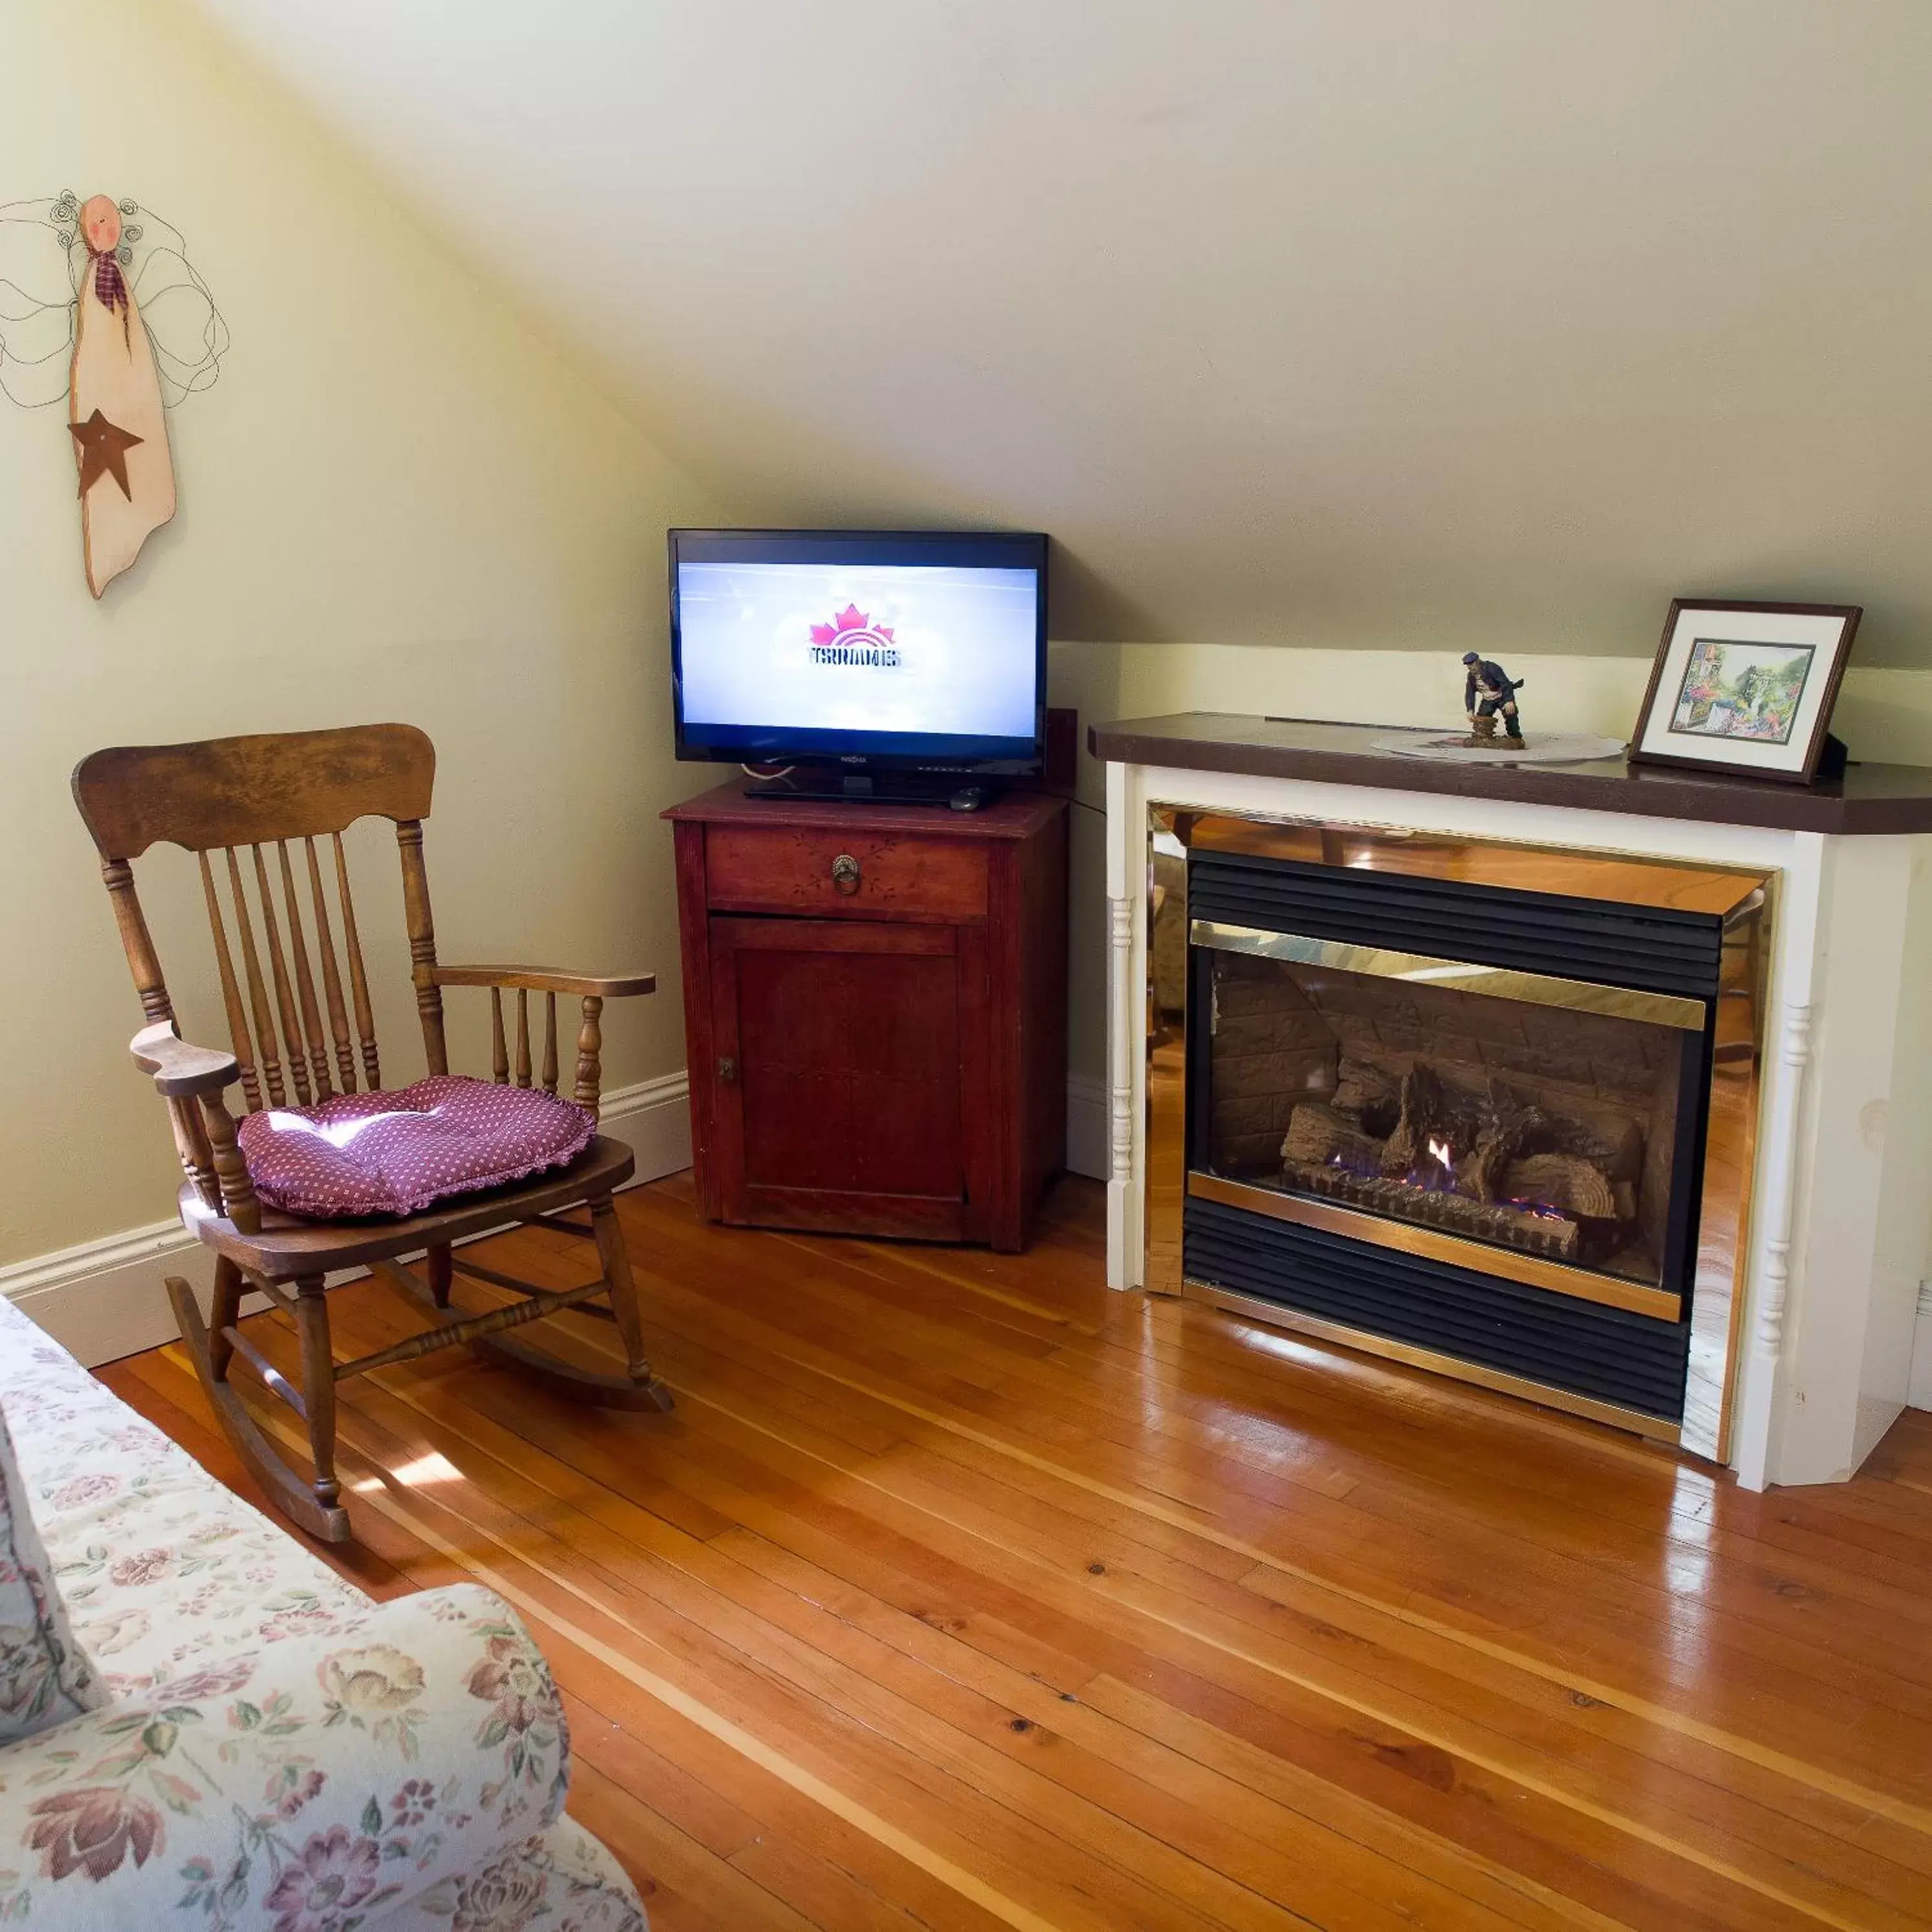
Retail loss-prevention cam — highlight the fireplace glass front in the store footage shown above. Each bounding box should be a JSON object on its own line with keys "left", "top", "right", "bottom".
{"left": 1192, "top": 938, "right": 1709, "bottom": 1301}
{"left": 1151, "top": 810, "right": 1770, "bottom": 1453}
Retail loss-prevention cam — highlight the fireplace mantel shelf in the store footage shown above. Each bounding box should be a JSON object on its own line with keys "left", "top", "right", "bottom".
{"left": 1089, "top": 713, "right": 1932, "bottom": 835}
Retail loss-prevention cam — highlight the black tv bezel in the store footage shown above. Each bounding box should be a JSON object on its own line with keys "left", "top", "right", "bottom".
{"left": 668, "top": 528, "right": 1049, "bottom": 775}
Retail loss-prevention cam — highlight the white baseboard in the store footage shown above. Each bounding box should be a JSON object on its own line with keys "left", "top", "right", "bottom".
{"left": 1912, "top": 1283, "right": 1932, "bottom": 1413}
{"left": 607, "top": 1069, "right": 694, "bottom": 1191}
{"left": 1066, "top": 1072, "right": 1109, "bottom": 1182}
{"left": 1, "top": 1221, "right": 204, "bottom": 1370}
{"left": 4, "top": 1067, "right": 1120, "bottom": 1370}
{"left": 0, "top": 1072, "right": 692, "bottom": 1369}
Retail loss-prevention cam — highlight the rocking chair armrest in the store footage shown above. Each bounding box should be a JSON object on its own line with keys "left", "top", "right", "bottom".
{"left": 431, "top": 963, "right": 657, "bottom": 999}
{"left": 129, "top": 1021, "right": 241, "bottom": 1098}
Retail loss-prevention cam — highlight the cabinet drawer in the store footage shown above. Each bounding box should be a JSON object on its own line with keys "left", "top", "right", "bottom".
{"left": 706, "top": 825, "right": 988, "bottom": 920}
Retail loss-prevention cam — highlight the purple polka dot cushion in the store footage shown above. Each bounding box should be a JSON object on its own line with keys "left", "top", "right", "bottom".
{"left": 235, "top": 1075, "right": 596, "bottom": 1219}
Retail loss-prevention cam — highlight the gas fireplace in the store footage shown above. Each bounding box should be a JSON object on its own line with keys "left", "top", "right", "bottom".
{"left": 1148, "top": 812, "right": 1768, "bottom": 1454}
{"left": 1197, "top": 939, "right": 1704, "bottom": 1290}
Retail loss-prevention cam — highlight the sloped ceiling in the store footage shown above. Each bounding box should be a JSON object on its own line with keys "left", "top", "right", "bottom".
{"left": 186, "top": 1, "right": 1932, "bottom": 658}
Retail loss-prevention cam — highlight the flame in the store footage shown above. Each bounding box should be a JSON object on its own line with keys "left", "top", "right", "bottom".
{"left": 1504, "top": 1196, "right": 1570, "bottom": 1223}
{"left": 1427, "top": 1136, "right": 1452, "bottom": 1170}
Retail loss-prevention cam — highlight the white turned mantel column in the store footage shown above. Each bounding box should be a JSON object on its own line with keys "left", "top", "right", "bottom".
{"left": 1103, "top": 759, "right": 1932, "bottom": 1490}
{"left": 1726, "top": 844, "right": 1819, "bottom": 1492}
{"left": 1104, "top": 757, "right": 1143, "bottom": 1284}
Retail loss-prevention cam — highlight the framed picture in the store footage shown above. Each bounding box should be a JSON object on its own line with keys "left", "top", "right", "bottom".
{"left": 1631, "top": 599, "right": 1861, "bottom": 784}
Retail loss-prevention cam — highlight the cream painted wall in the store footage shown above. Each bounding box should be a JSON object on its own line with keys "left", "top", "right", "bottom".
{"left": 0, "top": 0, "right": 721, "bottom": 1265}
{"left": 180, "top": 2, "right": 1932, "bottom": 662}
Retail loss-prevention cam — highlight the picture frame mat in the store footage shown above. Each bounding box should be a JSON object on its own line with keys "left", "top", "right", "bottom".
{"left": 1631, "top": 600, "right": 1858, "bottom": 783}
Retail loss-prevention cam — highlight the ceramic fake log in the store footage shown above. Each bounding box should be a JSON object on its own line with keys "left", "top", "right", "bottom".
{"left": 1280, "top": 1103, "right": 1383, "bottom": 1172}
{"left": 1458, "top": 1102, "right": 1547, "bottom": 1204}
{"left": 1501, "top": 1152, "right": 1620, "bottom": 1221}
{"left": 1378, "top": 1061, "right": 1486, "bottom": 1178}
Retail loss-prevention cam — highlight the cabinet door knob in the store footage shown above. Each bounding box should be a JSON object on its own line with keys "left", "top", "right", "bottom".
{"left": 718, "top": 1055, "right": 737, "bottom": 1084}
{"left": 831, "top": 852, "right": 862, "bottom": 895}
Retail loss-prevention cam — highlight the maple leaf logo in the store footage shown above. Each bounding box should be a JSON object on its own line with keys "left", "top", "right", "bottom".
{"left": 809, "top": 604, "right": 894, "bottom": 647}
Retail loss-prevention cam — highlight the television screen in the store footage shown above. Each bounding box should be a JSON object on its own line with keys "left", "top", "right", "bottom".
{"left": 671, "top": 530, "right": 1047, "bottom": 770}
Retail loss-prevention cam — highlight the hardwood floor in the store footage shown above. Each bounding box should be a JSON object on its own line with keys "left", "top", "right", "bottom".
{"left": 102, "top": 1173, "right": 1932, "bottom": 1931}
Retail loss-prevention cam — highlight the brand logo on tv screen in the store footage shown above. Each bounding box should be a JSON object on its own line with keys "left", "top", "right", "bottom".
{"left": 807, "top": 603, "right": 902, "bottom": 668}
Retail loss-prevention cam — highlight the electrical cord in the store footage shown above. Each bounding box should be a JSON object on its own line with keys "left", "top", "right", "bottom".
{"left": 1039, "top": 788, "right": 1106, "bottom": 818}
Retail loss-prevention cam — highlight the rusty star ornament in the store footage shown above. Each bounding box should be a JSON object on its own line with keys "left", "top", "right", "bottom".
{"left": 69, "top": 407, "right": 143, "bottom": 500}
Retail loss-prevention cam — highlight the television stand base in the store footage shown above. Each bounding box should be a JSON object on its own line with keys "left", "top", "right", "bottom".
{"left": 741, "top": 772, "right": 1007, "bottom": 811}
{"left": 664, "top": 778, "right": 1070, "bottom": 1250}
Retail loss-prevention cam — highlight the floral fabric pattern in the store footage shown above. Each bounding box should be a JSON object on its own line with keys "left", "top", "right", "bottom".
{"left": 396, "top": 1819, "right": 645, "bottom": 1932}
{"left": 0, "top": 1589, "right": 565, "bottom": 1927}
{"left": 0, "top": 1297, "right": 646, "bottom": 1929}
{"left": 0, "top": 1304, "right": 371, "bottom": 1695}
{"left": 0, "top": 1396, "right": 103, "bottom": 1746}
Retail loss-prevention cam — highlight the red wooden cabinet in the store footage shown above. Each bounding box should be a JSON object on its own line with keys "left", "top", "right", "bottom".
{"left": 664, "top": 783, "right": 1069, "bottom": 1251}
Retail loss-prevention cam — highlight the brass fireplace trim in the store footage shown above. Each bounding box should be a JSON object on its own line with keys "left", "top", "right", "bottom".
{"left": 1180, "top": 812, "right": 1768, "bottom": 920}
{"left": 1198, "top": 1284, "right": 1686, "bottom": 1446}
{"left": 1189, "top": 919, "right": 1708, "bottom": 1034}
{"left": 1147, "top": 804, "right": 1774, "bottom": 1461}
{"left": 1187, "top": 1171, "right": 1685, "bottom": 1319}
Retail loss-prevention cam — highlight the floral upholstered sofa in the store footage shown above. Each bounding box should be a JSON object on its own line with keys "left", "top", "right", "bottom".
{"left": 0, "top": 1294, "right": 646, "bottom": 1929}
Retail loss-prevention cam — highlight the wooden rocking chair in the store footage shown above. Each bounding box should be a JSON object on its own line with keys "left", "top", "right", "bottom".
{"left": 73, "top": 723, "right": 673, "bottom": 1544}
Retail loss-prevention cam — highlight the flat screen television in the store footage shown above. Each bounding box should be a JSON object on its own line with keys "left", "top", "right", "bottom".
{"left": 669, "top": 528, "right": 1047, "bottom": 800}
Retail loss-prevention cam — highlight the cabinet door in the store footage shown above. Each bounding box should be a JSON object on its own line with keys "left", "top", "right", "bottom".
{"left": 708, "top": 917, "right": 989, "bottom": 1239}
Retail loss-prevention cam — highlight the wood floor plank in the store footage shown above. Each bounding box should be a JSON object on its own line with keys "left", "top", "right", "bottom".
{"left": 233, "top": 1298, "right": 1584, "bottom": 1932}
{"left": 603, "top": 1222, "right": 1932, "bottom": 1813}
{"left": 247, "top": 1371, "right": 1268, "bottom": 1932}
{"left": 612, "top": 1377, "right": 1887, "bottom": 1929}
{"left": 560, "top": 1688, "right": 1022, "bottom": 1932}
{"left": 316, "top": 1325, "right": 1903, "bottom": 1930}
{"left": 319, "top": 1374, "right": 1393, "bottom": 1931}
{"left": 566, "top": 1757, "right": 819, "bottom": 1932}
{"left": 328, "top": 1236, "right": 1932, "bottom": 1916}
{"left": 658, "top": 1194, "right": 1910, "bottom": 1677}
{"left": 623, "top": 1201, "right": 1932, "bottom": 1725}
{"left": 101, "top": 1174, "right": 1932, "bottom": 1932}
{"left": 874, "top": 1435, "right": 1932, "bottom": 1914}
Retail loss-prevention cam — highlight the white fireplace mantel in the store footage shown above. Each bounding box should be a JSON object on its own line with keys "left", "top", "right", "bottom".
{"left": 1097, "top": 715, "right": 1932, "bottom": 1491}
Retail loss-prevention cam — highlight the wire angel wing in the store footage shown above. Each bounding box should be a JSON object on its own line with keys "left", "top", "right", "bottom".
{"left": 0, "top": 192, "right": 229, "bottom": 410}
{"left": 120, "top": 199, "right": 230, "bottom": 405}
{"left": 0, "top": 194, "right": 80, "bottom": 408}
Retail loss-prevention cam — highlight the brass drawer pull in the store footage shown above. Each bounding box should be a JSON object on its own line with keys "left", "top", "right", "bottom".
{"left": 831, "top": 853, "right": 862, "bottom": 895}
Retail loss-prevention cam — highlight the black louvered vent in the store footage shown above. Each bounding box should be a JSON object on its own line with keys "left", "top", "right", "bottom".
{"left": 1185, "top": 1197, "right": 1690, "bottom": 1421}
{"left": 1187, "top": 852, "right": 1724, "bottom": 999}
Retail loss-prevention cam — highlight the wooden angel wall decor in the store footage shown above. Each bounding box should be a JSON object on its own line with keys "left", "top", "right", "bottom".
{"left": 1, "top": 191, "right": 227, "bottom": 597}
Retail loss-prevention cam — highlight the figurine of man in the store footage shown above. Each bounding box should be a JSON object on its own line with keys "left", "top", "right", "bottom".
{"left": 1462, "top": 651, "right": 1525, "bottom": 743}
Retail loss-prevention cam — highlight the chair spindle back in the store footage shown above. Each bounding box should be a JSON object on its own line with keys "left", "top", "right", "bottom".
{"left": 195, "top": 833, "right": 388, "bottom": 1108}
{"left": 74, "top": 725, "right": 442, "bottom": 1120}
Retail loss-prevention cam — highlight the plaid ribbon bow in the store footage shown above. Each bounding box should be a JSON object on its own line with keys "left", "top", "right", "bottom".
{"left": 91, "top": 249, "right": 127, "bottom": 313}
{"left": 88, "top": 247, "right": 131, "bottom": 347}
